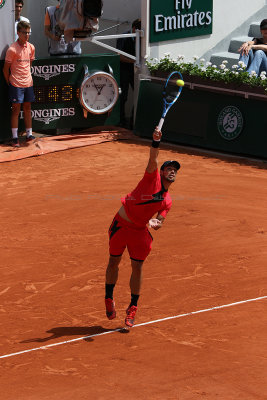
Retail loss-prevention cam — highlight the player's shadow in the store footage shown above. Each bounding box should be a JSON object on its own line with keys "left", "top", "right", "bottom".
{"left": 20, "top": 325, "right": 129, "bottom": 344}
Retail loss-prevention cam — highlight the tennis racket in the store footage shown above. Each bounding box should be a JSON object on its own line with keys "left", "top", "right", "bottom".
{"left": 157, "top": 71, "right": 184, "bottom": 131}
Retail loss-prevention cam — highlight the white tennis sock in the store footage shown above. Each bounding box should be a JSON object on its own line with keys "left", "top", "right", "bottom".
{"left": 26, "top": 128, "right": 32, "bottom": 138}
{"left": 11, "top": 128, "right": 18, "bottom": 139}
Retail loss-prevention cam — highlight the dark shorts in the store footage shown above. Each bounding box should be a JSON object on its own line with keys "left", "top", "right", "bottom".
{"left": 108, "top": 213, "right": 153, "bottom": 262}
{"left": 9, "top": 84, "right": 35, "bottom": 103}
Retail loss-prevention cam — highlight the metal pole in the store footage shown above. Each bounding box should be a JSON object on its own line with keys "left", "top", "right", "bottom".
{"left": 91, "top": 37, "right": 136, "bottom": 61}
{"left": 79, "top": 31, "right": 144, "bottom": 63}
{"left": 92, "top": 23, "right": 123, "bottom": 36}
{"left": 135, "top": 30, "right": 141, "bottom": 66}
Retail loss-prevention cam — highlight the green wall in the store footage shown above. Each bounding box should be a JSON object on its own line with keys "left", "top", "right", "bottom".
{"left": 134, "top": 79, "right": 267, "bottom": 159}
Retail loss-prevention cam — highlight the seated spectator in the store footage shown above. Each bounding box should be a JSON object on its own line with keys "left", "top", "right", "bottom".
{"left": 15, "top": 0, "right": 30, "bottom": 41}
{"left": 238, "top": 19, "right": 267, "bottom": 76}
{"left": 44, "top": 0, "right": 81, "bottom": 56}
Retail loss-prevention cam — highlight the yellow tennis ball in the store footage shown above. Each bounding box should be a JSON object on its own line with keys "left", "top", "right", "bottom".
{"left": 176, "top": 79, "right": 184, "bottom": 87}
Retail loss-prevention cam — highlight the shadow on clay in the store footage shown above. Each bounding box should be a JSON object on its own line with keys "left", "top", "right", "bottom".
{"left": 20, "top": 325, "right": 129, "bottom": 344}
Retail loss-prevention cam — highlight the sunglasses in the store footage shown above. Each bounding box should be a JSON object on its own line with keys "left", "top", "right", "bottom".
{"left": 19, "top": 31, "right": 31, "bottom": 35}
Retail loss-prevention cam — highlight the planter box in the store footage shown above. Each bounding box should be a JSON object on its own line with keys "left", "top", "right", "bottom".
{"left": 151, "top": 70, "right": 267, "bottom": 99}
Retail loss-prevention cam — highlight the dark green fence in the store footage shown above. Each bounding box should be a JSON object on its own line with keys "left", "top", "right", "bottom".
{"left": 134, "top": 79, "right": 267, "bottom": 159}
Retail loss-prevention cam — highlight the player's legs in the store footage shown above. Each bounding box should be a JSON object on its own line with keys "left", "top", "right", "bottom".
{"left": 105, "top": 255, "right": 122, "bottom": 320}
{"left": 125, "top": 228, "right": 153, "bottom": 327}
{"left": 129, "top": 259, "right": 143, "bottom": 295}
{"left": 125, "top": 259, "right": 143, "bottom": 327}
{"left": 105, "top": 214, "right": 126, "bottom": 319}
{"left": 105, "top": 255, "right": 121, "bottom": 286}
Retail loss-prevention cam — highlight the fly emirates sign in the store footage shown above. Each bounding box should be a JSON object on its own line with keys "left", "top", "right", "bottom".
{"left": 150, "top": 0, "right": 213, "bottom": 43}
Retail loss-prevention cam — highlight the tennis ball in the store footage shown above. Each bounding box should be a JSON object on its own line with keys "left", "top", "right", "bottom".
{"left": 176, "top": 79, "right": 184, "bottom": 87}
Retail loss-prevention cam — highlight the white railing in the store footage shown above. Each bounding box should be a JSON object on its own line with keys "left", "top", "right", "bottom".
{"left": 79, "top": 30, "right": 144, "bottom": 66}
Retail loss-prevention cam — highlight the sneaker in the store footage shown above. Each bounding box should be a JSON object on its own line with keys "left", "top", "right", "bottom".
{"left": 11, "top": 138, "right": 20, "bottom": 148}
{"left": 125, "top": 305, "right": 137, "bottom": 327}
{"left": 26, "top": 135, "right": 35, "bottom": 142}
{"left": 105, "top": 298, "right": 116, "bottom": 320}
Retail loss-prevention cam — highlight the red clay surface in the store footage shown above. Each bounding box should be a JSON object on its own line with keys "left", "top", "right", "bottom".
{"left": 0, "top": 137, "right": 267, "bottom": 399}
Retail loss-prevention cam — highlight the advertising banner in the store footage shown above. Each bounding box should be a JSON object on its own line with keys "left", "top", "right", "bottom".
{"left": 150, "top": 0, "right": 213, "bottom": 43}
{"left": 0, "top": 54, "right": 120, "bottom": 140}
{"left": 0, "top": 0, "right": 14, "bottom": 60}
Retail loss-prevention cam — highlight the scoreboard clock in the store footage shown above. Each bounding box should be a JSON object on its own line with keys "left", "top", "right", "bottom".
{"left": 33, "top": 65, "right": 120, "bottom": 118}
{"left": 79, "top": 64, "right": 120, "bottom": 117}
{"left": 26, "top": 54, "right": 121, "bottom": 132}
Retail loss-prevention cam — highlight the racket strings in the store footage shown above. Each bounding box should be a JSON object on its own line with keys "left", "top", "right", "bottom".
{"left": 164, "top": 90, "right": 179, "bottom": 103}
{"left": 164, "top": 80, "right": 179, "bottom": 103}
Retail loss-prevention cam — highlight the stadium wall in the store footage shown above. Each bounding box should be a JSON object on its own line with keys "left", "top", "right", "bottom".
{"left": 0, "top": 0, "right": 15, "bottom": 60}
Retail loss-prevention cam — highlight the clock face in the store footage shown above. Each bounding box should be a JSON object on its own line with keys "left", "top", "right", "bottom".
{"left": 80, "top": 72, "right": 119, "bottom": 114}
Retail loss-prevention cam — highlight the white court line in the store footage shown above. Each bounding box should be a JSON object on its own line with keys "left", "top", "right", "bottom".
{"left": 0, "top": 295, "right": 266, "bottom": 360}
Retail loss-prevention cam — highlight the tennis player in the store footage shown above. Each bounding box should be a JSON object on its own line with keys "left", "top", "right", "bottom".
{"left": 105, "top": 127, "right": 180, "bottom": 327}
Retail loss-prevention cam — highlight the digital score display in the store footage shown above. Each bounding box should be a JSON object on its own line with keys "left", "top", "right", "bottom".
{"left": 34, "top": 85, "right": 79, "bottom": 103}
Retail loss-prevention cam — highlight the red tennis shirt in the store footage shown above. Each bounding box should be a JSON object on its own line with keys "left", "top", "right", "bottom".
{"left": 121, "top": 168, "right": 172, "bottom": 227}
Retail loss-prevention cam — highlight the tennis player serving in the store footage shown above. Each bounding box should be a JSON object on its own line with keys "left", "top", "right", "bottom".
{"left": 105, "top": 127, "right": 180, "bottom": 327}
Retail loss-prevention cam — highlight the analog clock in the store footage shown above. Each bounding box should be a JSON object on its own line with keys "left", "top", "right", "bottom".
{"left": 79, "top": 65, "right": 119, "bottom": 117}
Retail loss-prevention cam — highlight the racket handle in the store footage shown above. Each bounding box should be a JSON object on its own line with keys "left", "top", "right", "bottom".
{"left": 157, "top": 118, "right": 164, "bottom": 131}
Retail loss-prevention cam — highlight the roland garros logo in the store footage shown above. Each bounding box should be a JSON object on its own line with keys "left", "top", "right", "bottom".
{"left": 217, "top": 106, "right": 243, "bottom": 140}
{"left": 0, "top": 0, "right": 6, "bottom": 9}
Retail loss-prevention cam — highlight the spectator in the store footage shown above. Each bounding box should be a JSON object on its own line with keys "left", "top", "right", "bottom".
{"left": 3, "top": 21, "right": 35, "bottom": 148}
{"left": 15, "top": 0, "right": 30, "bottom": 41}
{"left": 238, "top": 19, "right": 267, "bottom": 76}
{"left": 44, "top": 0, "right": 81, "bottom": 56}
{"left": 116, "top": 19, "right": 141, "bottom": 128}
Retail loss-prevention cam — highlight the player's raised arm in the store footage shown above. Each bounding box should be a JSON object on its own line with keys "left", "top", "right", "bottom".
{"left": 146, "top": 127, "right": 162, "bottom": 173}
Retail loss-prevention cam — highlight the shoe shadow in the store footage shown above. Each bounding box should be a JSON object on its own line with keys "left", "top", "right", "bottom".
{"left": 20, "top": 325, "right": 129, "bottom": 344}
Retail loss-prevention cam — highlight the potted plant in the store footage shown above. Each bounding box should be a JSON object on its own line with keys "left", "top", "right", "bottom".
{"left": 145, "top": 54, "right": 267, "bottom": 96}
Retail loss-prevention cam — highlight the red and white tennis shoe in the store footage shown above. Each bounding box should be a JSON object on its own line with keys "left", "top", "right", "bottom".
{"left": 125, "top": 305, "right": 137, "bottom": 327}
{"left": 105, "top": 298, "right": 116, "bottom": 320}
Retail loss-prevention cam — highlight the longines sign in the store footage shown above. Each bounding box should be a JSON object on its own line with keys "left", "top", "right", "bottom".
{"left": 20, "top": 108, "right": 75, "bottom": 125}
{"left": 31, "top": 64, "right": 76, "bottom": 80}
{"left": 150, "top": 0, "right": 213, "bottom": 43}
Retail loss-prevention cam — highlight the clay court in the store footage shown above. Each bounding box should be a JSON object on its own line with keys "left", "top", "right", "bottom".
{"left": 0, "top": 132, "right": 267, "bottom": 399}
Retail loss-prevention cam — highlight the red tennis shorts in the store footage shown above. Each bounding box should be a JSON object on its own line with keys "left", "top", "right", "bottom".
{"left": 108, "top": 213, "right": 153, "bottom": 262}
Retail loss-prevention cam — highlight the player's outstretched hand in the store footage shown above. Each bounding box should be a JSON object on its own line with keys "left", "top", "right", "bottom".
{"left": 148, "top": 218, "right": 162, "bottom": 230}
{"left": 153, "top": 127, "right": 162, "bottom": 142}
